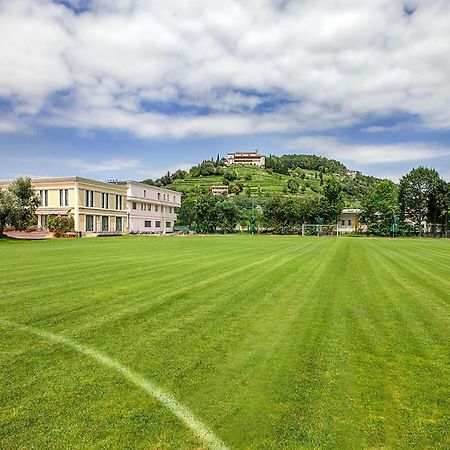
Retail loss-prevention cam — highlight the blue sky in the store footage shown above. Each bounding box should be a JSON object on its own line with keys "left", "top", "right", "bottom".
{"left": 1, "top": 0, "right": 449, "bottom": 182}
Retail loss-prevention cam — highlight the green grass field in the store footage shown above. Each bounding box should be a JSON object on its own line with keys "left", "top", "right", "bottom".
{"left": 1, "top": 236, "right": 449, "bottom": 449}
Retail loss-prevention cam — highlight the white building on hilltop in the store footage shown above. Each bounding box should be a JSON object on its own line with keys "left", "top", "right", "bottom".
{"left": 227, "top": 150, "right": 266, "bottom": 167}
{"left": 119, "top": 181, "right": 181, "bottom": 234}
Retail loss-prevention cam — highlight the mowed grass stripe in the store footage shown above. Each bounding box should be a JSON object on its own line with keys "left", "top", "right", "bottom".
{"left": 1, "top": 236, "right": 449, "bottom": 449}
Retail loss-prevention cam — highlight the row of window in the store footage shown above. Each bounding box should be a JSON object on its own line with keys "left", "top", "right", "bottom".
{"left": 85, "top": 215, "right": 123, "bottom": 232}
{"left": 132, "top": 202, "right": 173, "bottom": 213}
{"left": 141, "top": 190, "right": 177, "bottom": 203}
{"left": 144, "top": 221, "right": 172, "bottom": 228}
{"left": 85, "top": 190, "right": 123, "bottom": 209}
{"left": 341, "top": 219, "right": 352, "bottom": 226}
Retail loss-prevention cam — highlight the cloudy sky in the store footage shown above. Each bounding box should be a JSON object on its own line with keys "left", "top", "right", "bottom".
{"left": 1, "top": 0, "right": 449, "bottom": 181}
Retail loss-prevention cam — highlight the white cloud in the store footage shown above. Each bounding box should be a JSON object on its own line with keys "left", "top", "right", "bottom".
{"left": 0, "top": 0, "right": 449, "bottom": 138}
{"left": 285, "top": 135, "right": 450, "bottom": 165}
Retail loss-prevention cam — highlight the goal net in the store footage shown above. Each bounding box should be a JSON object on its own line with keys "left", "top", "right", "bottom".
{"left": 301, "top": 224, "right": 338, "bottom": 236}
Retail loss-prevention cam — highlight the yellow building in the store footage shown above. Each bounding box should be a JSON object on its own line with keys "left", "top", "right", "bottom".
{"left": 337, "top": 208, "right": 361, "bottom": 234}
{"left": 0, "top": 177, "right": 128, "bottom": 235}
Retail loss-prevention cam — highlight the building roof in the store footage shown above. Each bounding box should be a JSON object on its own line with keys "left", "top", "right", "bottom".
{"left": 341, "top": 208, "right": 361, "bottom": 214}
{"left": 123, "top": 180, "right": 182, "bottom": 195}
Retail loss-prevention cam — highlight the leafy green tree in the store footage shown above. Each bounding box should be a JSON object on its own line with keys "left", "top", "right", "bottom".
{"left": 399, "top": 167, "right": 448, "bottom": 233}
{"left": 193, "top": 195, "right": 219, "bottom": 232}
{"left": 322, "top": 176, "right": 344, "bottom": 222}
{"left": 286, "top": 178, "right": 300, "bottom": 193}
{"left": 0, "top": 177, "right": 39, "bottom": 236}
{"left": 215, "top": 199, "right": 239, "bottom": 232}
{"left": 0, "top": 189, "right": 17, "bottom": 237}
{"left": 361, "top": 180, "right": 399, "bottom": 235}
{"left": 177, "top": 193, "right": 197, "bottom": 228}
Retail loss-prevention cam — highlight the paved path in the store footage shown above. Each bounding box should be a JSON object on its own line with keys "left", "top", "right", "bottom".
{"left": 5, "top": 231, "right": 53, "bottom": 240}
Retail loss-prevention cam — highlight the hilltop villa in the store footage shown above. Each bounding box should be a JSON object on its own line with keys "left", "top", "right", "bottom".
{"left": 227, "top": 150, "right": 266, "bottom": 167}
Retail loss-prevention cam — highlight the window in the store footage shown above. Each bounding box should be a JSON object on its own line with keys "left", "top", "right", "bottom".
{"left": 86, "top": 215, "right": 94, "bottom": 231}
{"left": 157, "top": 193, "right": 161, "bottom": 200}
{"left": 39, "top": 190, "right": 48, "bottom": 206}
{"left": 155, "top": 205, "right": 158, "bottom": 212}
{"left": 148, "top": 204, "right": 152, "bottom": 211}
{"left": 155, "top": 221, "right": 161, "bottom": 228}
{"left": 341, "top": 220, "right": 345, "bottom": 226}
{"left": 173, "top": 195, "right": 176, "bottom": 203}
{"left": 169, "top": 207, "right": 172, "bottom": 214}
{"left": 143, "top": 190, "right": 146, "bottom": 198}
{"left": 141, "top": 203, "right": 144, "bottom": 211}
{"left": 132, "top": 202, "right": 137, "bottom": 210}
{"left": 59, "top": 189, "right": 69, "bottom": 206}
{"left": 115, "top": 195, "right": 122, "bottom": 210}
{"left": 85, "top": 190, "right": 94, "bottom": 207}
{"left": 102, "top": 216, "right": 109, "bottom": 231}
{"left": 145, "top": 220, "right": 151, "bottom": 228}
{"left": 115, "top": 217, "right": 122, "bottom": 232}
{"left": 166, "top": 221, "right": 171, "bottom": 228}
{"left": 348, "top": 219, "right": 351, "bottom": 226}
{"left": 101, "top": 192, "right": 109, "bottom": 209}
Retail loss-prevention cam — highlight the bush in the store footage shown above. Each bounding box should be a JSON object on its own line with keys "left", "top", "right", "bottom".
{"left": 47, "top": 215, "right": 75, "bottom": 236}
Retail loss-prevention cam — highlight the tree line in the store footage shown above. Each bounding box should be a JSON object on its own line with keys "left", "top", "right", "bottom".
{"left": 178, "top": 176, "right": 345, "bottom": 233}
{"left": 177, "top": 166, "right": 449, "bottom": 235}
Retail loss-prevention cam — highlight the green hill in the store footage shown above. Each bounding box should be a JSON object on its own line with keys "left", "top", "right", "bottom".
{"left": 144, "top": 154, "right": 382, "bottom": 206}
{"left": 169, "top": 164, "right": 322, "bottom": 197}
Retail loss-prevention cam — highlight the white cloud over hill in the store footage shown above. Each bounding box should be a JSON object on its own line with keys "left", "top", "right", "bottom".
{"left": 0, "top": 0, "right": 449, "bottom": 140}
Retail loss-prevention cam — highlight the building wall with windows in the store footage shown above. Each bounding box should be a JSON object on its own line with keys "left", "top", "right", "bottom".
{"left": 337, "top": 208, "right": 361, "bottom": 234}
{"left": 125, "top": 181, "right": 181, "bottom": 234}
{"left": 227, "top": 150, "right": 266, "bottom": 167}
{"left": 0, "top": 177, "right": 128, "bottom": 235}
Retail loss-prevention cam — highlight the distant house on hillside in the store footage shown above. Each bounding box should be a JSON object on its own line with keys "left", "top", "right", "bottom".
{"left": 227, "top": 150, "right": 266, "bottom": 167}
{"left": 210, "top": 185, "right": 230, "bottom": 196}
{"left": 337, "top": 208, "right": 361, "bottom": 233}
{"left": 346, "top": 170, "right": 358, "bottom": 178}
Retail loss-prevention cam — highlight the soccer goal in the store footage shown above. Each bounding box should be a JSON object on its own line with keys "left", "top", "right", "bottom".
{"left": 301, "top": 224, "right": 339, "bottom": 236}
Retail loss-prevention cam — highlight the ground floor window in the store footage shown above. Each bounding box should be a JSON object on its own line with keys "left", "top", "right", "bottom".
{"left": 145, "top": 220, "right": 151, "bottom": 228}
{"left": 86, "top": 215, "right": 94, "bottom": 231}
{"left": 166, "top": 221, "right": 171, "bottom": 228}
{"left": 102, "top": 216, "right": 109, "bottom": 231}
{"left": 155, "top": 221, "right": 161, "bottom": 228}
{"left": 116, "top": 217, "right": 122, "bottom": 232}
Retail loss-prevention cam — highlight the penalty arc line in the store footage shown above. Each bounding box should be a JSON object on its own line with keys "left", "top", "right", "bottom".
{"left": 1, "top": 319, "right": 229, "bottom": 450}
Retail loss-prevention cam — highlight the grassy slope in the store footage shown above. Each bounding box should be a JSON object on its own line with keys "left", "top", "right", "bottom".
{"left": 1, "top": 236, "right": 449, "bottom": 449}
{"left": 168, "top": 164, "right": 321, "bottom": 196}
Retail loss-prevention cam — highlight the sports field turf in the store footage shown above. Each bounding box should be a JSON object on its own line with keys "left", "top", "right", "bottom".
{"left": 1, "top": 235, "right": 449, "bottom": 449}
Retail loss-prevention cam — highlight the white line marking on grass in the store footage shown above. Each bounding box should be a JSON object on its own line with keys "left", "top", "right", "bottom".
{"left": 1, "top": 320, "right": 228, "bottom": 450}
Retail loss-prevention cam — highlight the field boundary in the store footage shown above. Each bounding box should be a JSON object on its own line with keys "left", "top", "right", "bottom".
{"left": 1, "top": 319, "right": 228, "bottom": 450}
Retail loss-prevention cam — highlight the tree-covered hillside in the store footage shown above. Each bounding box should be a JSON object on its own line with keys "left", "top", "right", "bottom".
{"left": 143, "top": 154, "right": 381, "bottom": 207}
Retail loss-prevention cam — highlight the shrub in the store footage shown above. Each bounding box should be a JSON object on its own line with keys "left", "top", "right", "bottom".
{"left": 47, "top": 215, "right": 75, "bottom": 236}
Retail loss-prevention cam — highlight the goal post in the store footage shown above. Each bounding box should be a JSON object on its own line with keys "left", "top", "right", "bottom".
{"left": 301, "top": 223, "right": 339, "bottom": 237}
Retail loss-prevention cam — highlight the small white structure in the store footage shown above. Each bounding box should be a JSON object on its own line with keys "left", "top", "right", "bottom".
{"left": 227, "top": 150, "right": 265, "bottom": 167}
{"left": 125, "top": 181, "right": 181, "bottom": 234}
{"left": 337, "top": 208, "right": 361, "bottom": 233}
{"left": 210, "top": 185, "right": 230, "bottom": 196}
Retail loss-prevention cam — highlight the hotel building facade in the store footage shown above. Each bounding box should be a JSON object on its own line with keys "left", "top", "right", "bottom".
{"left": 0, "top": 177, "right": 129, "bottom": 235}
{"left": 121, "top": 180, "right": 181, "bottom": 234}
{"left": 0, "top": 177, "right": 182, "bottom": 235}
